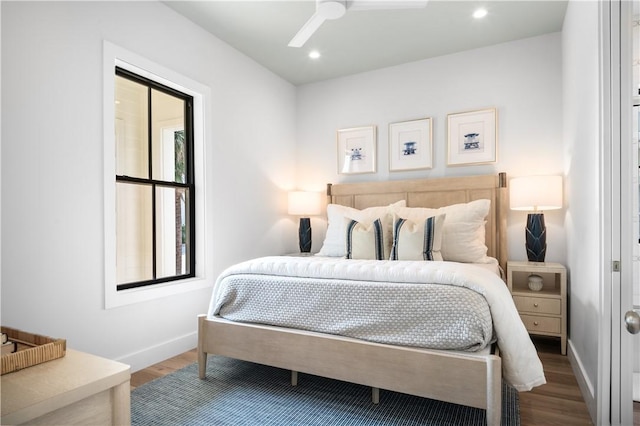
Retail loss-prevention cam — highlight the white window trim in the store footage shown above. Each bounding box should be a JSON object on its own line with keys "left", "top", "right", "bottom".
{"left": 103, "top": 41, "right": 212, "bottom": 309}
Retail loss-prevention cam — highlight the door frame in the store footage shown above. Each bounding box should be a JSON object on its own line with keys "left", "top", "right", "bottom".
{"left": 601, "top": 0, "right": 635, "bottom": 424}
{"left": 618, "top": 1, "right": 635, "bottom": 423}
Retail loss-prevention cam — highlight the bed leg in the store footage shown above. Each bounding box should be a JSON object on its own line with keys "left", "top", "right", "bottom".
{"left": 291, "top": 371, "right": 298, "bottom": 386}
{"left": 371, "top": 387, "right": 380, "bottom": 404}
{"left": 198, "top": 350, "right": 207, "bottom": 379}
{"left": 485, "top": 357, "right": 502, "bottom": 426}
{"left": 197, "top": 314, "right": 208, "bottom": 379}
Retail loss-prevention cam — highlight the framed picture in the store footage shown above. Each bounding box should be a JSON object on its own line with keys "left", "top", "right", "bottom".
{"left": 337, "top": 126, "right": 376, "bottom": 174}
{"left": 447, "top": 108, "right": 497, "bottom": 166}
{"left": 389, "top": 118, "right": 432, "bottom": 171}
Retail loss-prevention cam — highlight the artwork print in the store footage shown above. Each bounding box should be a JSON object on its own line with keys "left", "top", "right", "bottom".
{"left": 337, "top": 126, "right": 376, "bottom": 174}
{"left": 389, "top": 118, "right": 432, "bottom": 171}
{"left": 447, "top": 108, "right": 497, "bottom": 166}
{"left": 399, "top": 130, "right": 420, "bottom": 156}
{"left": 458, "top": 121, "right": 485, "bottom": 153}
{"left": 343, "top": 136, "right": 368, "bottom": 173}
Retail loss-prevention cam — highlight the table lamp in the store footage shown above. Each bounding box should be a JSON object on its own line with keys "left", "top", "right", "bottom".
{"left": 288, "top": 191, "right": 322, "bottom": 253}
{"left": 510, "top": 176, "right": 563, "bottom": 262}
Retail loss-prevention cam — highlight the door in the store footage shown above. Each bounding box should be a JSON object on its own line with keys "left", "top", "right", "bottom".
{"left": 632, "top": 3, "right": 640, "bottom": 415}
{"left": 606, "top": 1, "right": 640, "bottom": 425}
{"left": 633, "top": 103, "right": 640, "bottom": 422}
{"left": 599, "top": 1, "right": 640, "bottom": 423}
{"left": 617, "top": 1, "right": 640, "bottom": 425}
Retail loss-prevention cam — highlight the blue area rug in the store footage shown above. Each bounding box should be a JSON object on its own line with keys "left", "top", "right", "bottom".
{"left": 131, "top": 356, "right": 519, "bottom": 425}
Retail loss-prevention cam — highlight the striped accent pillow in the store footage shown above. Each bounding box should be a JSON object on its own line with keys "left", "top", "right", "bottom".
{"left": 394, "top": 200, "right": 490, "bottom": 263}
{"left": 318, "top": 200, "right": 406, "bottom": 257}
{"left": 390, "top": 214, "right": 446, "bottom": 261}
{"left": 345, "top": 217, "right": 390, "bottom": 260}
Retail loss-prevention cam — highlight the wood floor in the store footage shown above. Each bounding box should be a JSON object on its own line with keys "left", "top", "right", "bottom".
{"left": 519, "top": 337, "right": 592, "bottom": 425}
{"left": 131, "top": 337, "right": 639, "bottom": 426}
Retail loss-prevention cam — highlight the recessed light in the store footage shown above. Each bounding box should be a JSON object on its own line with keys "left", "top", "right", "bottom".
{"left": 473, "top": 8, "right": 488, "bottom": 19}
{"left": 309, "top": 50, "right": 321, "bottom": 59}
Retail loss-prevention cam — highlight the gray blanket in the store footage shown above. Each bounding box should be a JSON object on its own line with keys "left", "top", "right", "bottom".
{"left": 212, "top": 273, "right": 494, "bottom": 352}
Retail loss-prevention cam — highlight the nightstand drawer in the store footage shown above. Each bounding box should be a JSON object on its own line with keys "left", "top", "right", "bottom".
{"left": 520, "top": 314, "right": 561, "bottom": 334}
{"left": 513, "top": 296, "right": 561, "bottom": 315}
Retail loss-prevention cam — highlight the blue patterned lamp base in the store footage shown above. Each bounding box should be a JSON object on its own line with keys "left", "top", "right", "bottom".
{"left": 525, "top": 213, "right": 547, "bottom": 262}
{"left": 298, "top": 217, "right": 312, "bottom": 253}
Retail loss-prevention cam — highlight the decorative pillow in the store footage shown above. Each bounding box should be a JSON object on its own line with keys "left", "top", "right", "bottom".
{"left": 390, "top": 214, "right": 446, "bottom": 261}
{"left": 394, "top": 199, "right": 491, "bottom": 263}
{"left": 317, "top": 200, "right": 406, "bottom": 257}
{"left": 345, "top": 216, "right": 392, "bottom": 260}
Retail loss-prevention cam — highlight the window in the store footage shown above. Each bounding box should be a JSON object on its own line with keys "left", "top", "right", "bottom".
{"left": 104, "top": 41, "right": 211, "bottom": 309}
{"left": 114, "top": 67, "right": 195, "bottom": 290}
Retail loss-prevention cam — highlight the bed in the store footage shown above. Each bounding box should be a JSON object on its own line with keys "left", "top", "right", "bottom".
{"left": 198, "top": 172, "right": 545, "bottom": 426}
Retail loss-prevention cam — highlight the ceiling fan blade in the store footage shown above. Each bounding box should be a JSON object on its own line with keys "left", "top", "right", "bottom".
{"left": 288, "top": 13, "right": 327, "bottom": 48}
{"left": 346, "top": 0, "right": 428, "bottom": 11}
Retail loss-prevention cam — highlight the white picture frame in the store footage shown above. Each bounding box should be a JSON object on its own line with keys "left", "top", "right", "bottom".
{"left": 447, "top": 108, "right": 497, "bottom": 166}
{"left": 389, "top": 118, "right": 433, "bottom": 171}
{"left": 337, "top": 126, "right": 377, "bottom": 174}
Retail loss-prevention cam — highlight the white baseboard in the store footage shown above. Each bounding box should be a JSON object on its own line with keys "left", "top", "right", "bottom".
{"left": 567, "top": 339, "right": 597, "bottom": 424}
{"left": 116, "top": 331, "right": 198, "bottom": 373}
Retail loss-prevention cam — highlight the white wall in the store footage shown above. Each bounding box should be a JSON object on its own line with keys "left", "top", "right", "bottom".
{"left": 562, "top": 0, "right": 601, "bottom": 420}
{"left": 0, "top": 1, "right": 298, "bottom": 370}
{"left": 297, "top": 33, "right": 565, "bottom": 262}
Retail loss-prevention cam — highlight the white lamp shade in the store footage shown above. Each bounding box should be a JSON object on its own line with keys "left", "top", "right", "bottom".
{"left": 288, "top": 191, "right": 322, "bottom": 216}
{"left": 510, "top": 176, "right": 563, "bottom": 211}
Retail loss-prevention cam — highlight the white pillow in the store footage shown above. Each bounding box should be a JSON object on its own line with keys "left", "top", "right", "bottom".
{"left": 390, "top": 214, "right": 446, "bottom": 261}
{"left": 317, "top": 200, "right": 406, "bottom": 257}
{"left": 345, "top": 216, "right": 392, "bottom": 260}
{"left": 394, "top": 199, "right": 490, "bottom": 263}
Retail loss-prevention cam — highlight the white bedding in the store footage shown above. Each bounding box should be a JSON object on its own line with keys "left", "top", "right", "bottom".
{"left": 210, "top": 256, "right": 546, "bottom": 392}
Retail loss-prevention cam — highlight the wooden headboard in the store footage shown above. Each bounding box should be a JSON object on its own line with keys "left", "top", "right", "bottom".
{"left": 327, "top": 173, "right": 508, "bottom": 272}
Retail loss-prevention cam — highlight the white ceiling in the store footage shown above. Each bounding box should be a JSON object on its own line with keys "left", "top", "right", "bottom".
{"left": 164, "top": 1, "right": 568, "bottom": 86}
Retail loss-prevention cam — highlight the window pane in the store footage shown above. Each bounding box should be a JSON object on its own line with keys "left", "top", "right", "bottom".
{"left": 151, "top": 89, "right": 186, "bottom": 184}
{"left": 115, "top": 76, "right": 149, "bottom": 179}
{"left": 114, "top": 67, "right": 195, "bottom": 291}
{"left": 155, "top": 186, "right": 190, "bottom": 278}
{"left": 116, "top": 182, "right": 153, "bottom": 284}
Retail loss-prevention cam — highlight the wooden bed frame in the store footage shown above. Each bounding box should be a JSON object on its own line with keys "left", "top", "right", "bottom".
{"left": 198, "top": 172, "right": 509, "bottom": 426}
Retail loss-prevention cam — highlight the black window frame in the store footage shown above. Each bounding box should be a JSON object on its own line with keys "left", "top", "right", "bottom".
{"left": 115, "top": 67, "right": 195, "bottom": 291}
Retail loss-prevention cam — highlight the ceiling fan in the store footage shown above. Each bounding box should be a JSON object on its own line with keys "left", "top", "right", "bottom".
{"left": 288, "top": 0, "right": 429, "bottom": 48}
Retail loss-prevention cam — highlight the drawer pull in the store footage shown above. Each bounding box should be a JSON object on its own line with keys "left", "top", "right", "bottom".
{"left": 533, "top": 321, "right": 539, "bottom": 326}
{"left": 533, "top": 303, "right": 539, "bottom": 308}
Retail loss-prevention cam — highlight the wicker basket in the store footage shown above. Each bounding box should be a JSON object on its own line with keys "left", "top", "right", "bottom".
{"left": 1, "top": 326, "right": 66, "bottom": 375}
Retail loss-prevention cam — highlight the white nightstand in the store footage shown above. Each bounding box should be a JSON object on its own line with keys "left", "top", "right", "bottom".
{"left": 506, "top": 260, "right": 567, "bottom": 355}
